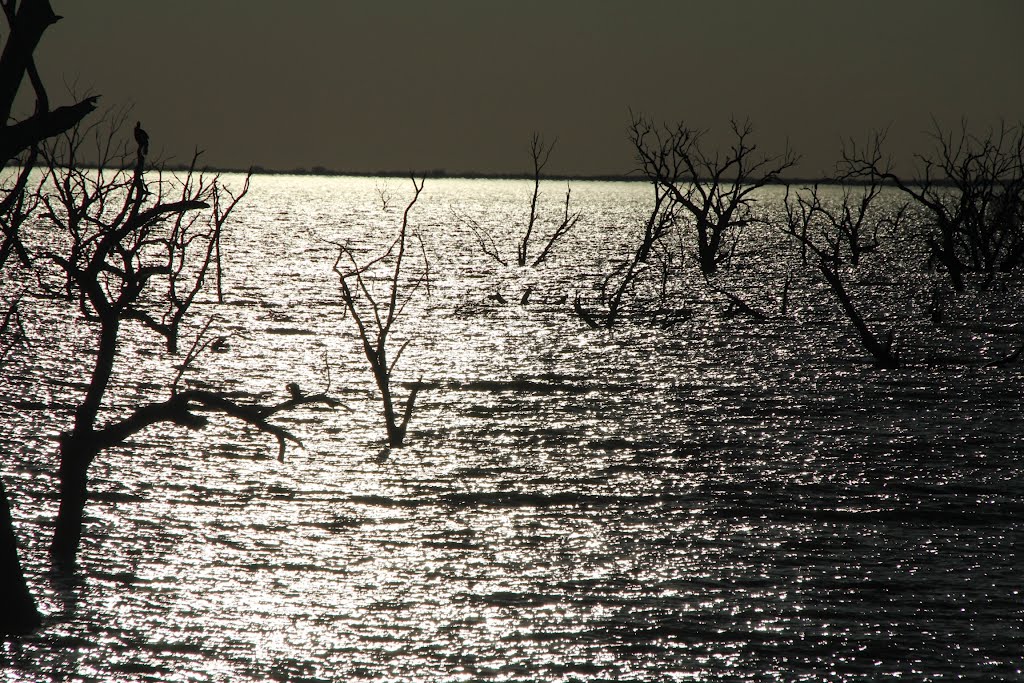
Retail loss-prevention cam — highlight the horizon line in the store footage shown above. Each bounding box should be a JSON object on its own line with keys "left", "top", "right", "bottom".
{"left": 2, "top": 160, "right": 953, "bottom": 186}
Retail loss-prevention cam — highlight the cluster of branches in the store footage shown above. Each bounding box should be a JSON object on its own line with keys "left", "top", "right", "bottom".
{"left": 848, "top": 120, "right": 1024, "bottom": 292}
{"left": 33, "top": 117, "right": 343, "bottom": 567}
{"left": 630, "top": 113, "right": 798, "bottom": 276}
{"left": 463, "top": 132, "right": 580, "bottom": 269}
{"left": 783, "top": 135, "right": 908, "bottom": 367}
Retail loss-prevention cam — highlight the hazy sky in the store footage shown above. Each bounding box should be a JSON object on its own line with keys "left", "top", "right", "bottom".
{"left": 35, "top": 1, "right": 1024, "bottom": 177}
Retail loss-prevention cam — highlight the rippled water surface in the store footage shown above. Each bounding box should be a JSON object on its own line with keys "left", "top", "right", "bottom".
{"left": 3, "top": 175, "right": 1023, "bottom": 681}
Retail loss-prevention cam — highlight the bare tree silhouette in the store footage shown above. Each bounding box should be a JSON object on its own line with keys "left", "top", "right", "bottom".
{"left": 783, "top": 152, "right": 907, "bottom": 368}
{"left": 33, "top": 115, "right": 337, "bottom": 566}
{"left": 517, "top": 133, "right": 580, "bottom": 267}
{"left": 631, "top": 113, "right": 797, "bottom": 275}
{"left": 332, "top": 176, "right": 429, "bottom": 448}
{"left": 847, "top": 121, "right": 1024, "bottom": 291}
{"left": 463, "top": 133, "right": 580, "bottom": 268}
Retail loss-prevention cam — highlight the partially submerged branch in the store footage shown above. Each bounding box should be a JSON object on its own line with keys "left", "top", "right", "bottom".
{"left": 530, "top": 183, "right": 581, "bottom": 267}
{"left": 703, "top": 275, "right": 769, "bottom": 321}
{"left": 94, "top": 387, "right": 341, "bottom": 462}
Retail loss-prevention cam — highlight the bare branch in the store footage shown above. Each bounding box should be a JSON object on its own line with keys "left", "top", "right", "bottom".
{"left": 93, "top": 388, "right": 342, "bottom": 463}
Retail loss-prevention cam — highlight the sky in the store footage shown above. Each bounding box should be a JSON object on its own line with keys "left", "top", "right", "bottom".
{"left": 32, "top": 1, "right": 1024, "bottom": 177}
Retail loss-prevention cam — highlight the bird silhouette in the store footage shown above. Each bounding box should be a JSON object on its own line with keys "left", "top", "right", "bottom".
{"left": 134, "top": 121, "right": 149, "bottom": 156}
{"left": 287, "top": 382, "right": 303, "bottom": 400}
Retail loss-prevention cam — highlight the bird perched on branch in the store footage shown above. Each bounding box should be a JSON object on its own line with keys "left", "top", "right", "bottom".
{"left": 134, "top": 121, "right": 149, "bottom": 156}
{"left": 287, "top": 382, "right": 303, "bottom": 400}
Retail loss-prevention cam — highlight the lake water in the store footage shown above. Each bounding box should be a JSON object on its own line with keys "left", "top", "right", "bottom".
{"left": 2, "top": 175, "right": 1023, "bottom": 681}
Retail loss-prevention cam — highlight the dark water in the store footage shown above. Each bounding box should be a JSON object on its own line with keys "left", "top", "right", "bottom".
{"left": 2, "top": 176, "right": 1023, "bottom": 681}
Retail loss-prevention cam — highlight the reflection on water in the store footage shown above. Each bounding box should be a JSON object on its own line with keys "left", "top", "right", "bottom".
{"left": 2, "top": 176, "right": 1023, "bottom": 681}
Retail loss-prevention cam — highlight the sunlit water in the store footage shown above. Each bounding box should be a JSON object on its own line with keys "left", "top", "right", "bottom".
{"left": 2, "top": 175, "right": 1023, "bottom": 681}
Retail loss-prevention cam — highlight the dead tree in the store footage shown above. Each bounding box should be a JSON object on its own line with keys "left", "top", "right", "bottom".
{"left": 795, "top": 134, "right": 906, "bottom": 268}
{"left": 34, "top": 117, "right": 336, "bottom": 566}
{"left": 332, "top": 176, "right": 428, "bottom": 448}
{"left": 784, "top": 177, "right": 902, "bottom": 368}
{"left": 631, "top": 113, "right": 797, "bottom": 275}
{"left": 0, "top": 0, "right": 97, "bottom": 635}
{"left": 847, "top": 122, "right": 1024, "bottom": 291}
{"left": 517, "top": 133, "right": 580, "bottom": 266}
{"left": 463, "top": 133, "right": 580, "bottom": 268}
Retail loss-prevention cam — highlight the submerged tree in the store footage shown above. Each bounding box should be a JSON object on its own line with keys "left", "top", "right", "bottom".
{"left": 0, "top": 0, "right": 97, "bottom": 635}
{"left": 465, "top": 132, "right": 580, "bottom": 268}
{"left": 332, "top": 177, "right": 429, "bottom": 448}
{"left": 848, "top": 121, "right": 1024, "bottom": 291}
{"left": 576, "top": 115, "right": 792, "bottom": 329}
{"left": 34, "top": 116, "right": 337, "bottom": 566}
{"left": 517, "top": 133, "right": 580, "bottom": 267}
{"left": 631, "top": 113, "right": 797, "bottom": 275}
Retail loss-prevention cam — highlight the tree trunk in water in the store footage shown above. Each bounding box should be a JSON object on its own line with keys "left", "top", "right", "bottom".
{"left": 49, "top": 318, "right": 117, "bottom": 565}
{"left": 49, "top": 439, "right": 93, "bottom": 566}
{"left": 381, "top": 385, "right": 406, "bottom": 448}
{"left": 0, "top": 478, "right": 42, "bottom": 635}
{"left": 697, "top": 224, "right": 718, "bottom": 275}
{"left": 819, "top": 263, "right": 899, "bottom": 368}
{"left": 930, "top": 235, "right": 965, "bottom": 293}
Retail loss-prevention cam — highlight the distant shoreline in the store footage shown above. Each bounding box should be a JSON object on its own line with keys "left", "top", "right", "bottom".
{"left": 2, "top": 160, "right": 953, "bottom": 186}
{"left": 158, "top": 166, "right": 951, "bottom": 186}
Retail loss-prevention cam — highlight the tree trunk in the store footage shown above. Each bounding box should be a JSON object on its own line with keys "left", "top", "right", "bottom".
{"left": 929, "top": 233, "right": 965, "bottom": 293}
{"left": 48, "top": 317, "right": 118, "bottom": 565}
{"left": 49, "top": 437, "right": 93, "bottom": 566}
{"left": 1, "top": 478, "right": 42, "bottom": 635}
{"left": 380, "top": 384, "right": 403, "bottom": 448}
{"left": 696, "top": 221, "right": 719, "bottom": 275}
{"left": 819, "top": 263, "right": 899, "bottom": 368}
